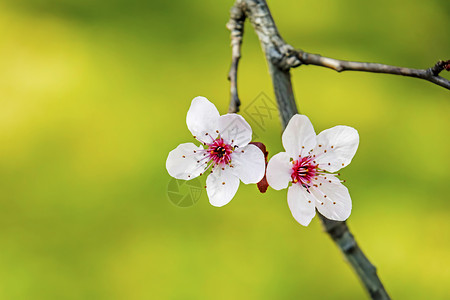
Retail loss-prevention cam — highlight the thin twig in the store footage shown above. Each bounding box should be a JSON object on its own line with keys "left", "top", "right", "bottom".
{"left": 227, "top": 0, "right": 392, "bottom": 299}
{"left": 226, "top": 4, "right": 246, "bottom": 113}
{"left": 296, "top": 52, "right": 450, "bottom": 89}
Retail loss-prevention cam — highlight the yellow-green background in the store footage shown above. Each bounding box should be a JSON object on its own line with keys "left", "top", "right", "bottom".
{"left": 0, "top": 0, "right": 449, "bottom": 299}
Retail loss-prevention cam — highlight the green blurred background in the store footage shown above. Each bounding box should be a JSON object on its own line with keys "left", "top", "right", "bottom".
{"left": 0, "top": 0, "right": 449, "bottom": 299}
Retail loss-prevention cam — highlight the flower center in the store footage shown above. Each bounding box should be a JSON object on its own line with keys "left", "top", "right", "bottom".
{"left": 207, "top": 138, "right": 233, "bottom": 165}
{"left": 291, "top": 156, "right": 318, "bottom": 186}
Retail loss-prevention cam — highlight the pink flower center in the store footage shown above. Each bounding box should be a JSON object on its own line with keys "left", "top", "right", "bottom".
{"left": 207, "top": 138, "right": 233, "bottom": 166}
{"left": 291, "top": 156, "right": 318, "bottom": 186}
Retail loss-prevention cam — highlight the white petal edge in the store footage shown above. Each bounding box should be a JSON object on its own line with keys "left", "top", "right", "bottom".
{"left": 287, "top": 184, "right": 317, "bottom": 226}
{"left": 206, "top": 167, "right": 240, "bottom": 207}
{"left": 218, "top": 114, "right": 252, "bottom": 147}
{"left": 166, "top": 143, "right": 206, "bottom": 180}
{"left": 282, "top": 114, "right": 317, "bottom": 158}
{"left": 266, "top": 152, "right": 292, "bottom": 190}
{"left": 311, "top": 180, "right": 352, "bottom": 221}
{"left": 313, "top": 125, "right": 359, "bottom": 173}
{"left": 231, "top": 144, "right": 265, "bottom": 184}
{"left": 186, "top": 96, "right": 220, "bottom": 142}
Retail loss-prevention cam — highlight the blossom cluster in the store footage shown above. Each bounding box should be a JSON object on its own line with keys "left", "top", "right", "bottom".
{"left": 166, "top": 97, "right": 359, "bottom": 226}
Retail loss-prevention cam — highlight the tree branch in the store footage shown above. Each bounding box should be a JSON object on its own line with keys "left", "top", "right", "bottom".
{"left": 296, "top": 52, "right": 450, "bottom": 89}
{"left": 227, "top": 0, "right": 393, "bottom": 299}
{"left": 226, "top": 5, "right": 246, "bottom": 113}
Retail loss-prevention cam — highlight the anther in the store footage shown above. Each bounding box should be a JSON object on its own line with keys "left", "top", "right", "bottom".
{"left": 193, "top": 136, "right": 196, "bottom": 138}
{"left": 200, "top": 173, "right": 203, "bottom": 176}
{"left": 333, "top": 202, "right": 336, "bottom": 205}
{"left": 324, "top": 195, "right": 327, "bottom": 198}
{"left": 182, "top": 155, "right": 186, "bottom": 158}
{"left": 205, "top": 132, "right": 208, "bottom": 135}
{"left": 328, "top": 163, "right": 331, "bottom": 165}
{"left": 324, "top": 150, "right": 327, "bottom": 153}
{"left": 321, "top": 202, "right": 324, "bottom": 205}
{"left": 331, "top": 146, "right": 334, "bottom": 149}
{"left": 308, "top": 200, "right": 311, "bottom": 203}
{"left": 319, "top": 145, "right": 322, "bottom": 147}
{"left": 302, "top": 146, "right": 304, "bottom": 149}
{"left": 188, "top": 175, "right": 190, "bottom": 178}
{"left": 342, "top": 163, "right": 344, "bottom": 166}
{"left": 324, "top": 177, "right": 327, "bottom": 179}
{"left": 328, "top": 180, "right": 331, "bottom": 183}
{"left": 204, "top": 185, "right": 207, "bottom": 188}
{"left": 338, "top": 173, "right": 341, "bottom": 176}
{"left": 222, "top": 168, "right": 224, "bottom": 170}
{"left": 319, "top": 183, "right": 322, "bottom": 186}
{"left": 216, "top": 130, "right": 219, "bottom": 133}
{"left": 222, "top": 182, "right": 225, "bottom": 185}
{"left": 193, "top": 150, "right": 196, "bottom": 153}
{"left": 241, "top": 150, "right": 244, "bottom": 153}
{"left": 197, "top": 160, "right": 200, "bottom": 163}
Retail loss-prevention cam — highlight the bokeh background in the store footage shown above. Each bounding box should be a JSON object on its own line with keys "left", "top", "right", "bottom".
{"left": 0, "top": 0, "right": 449, "bottom": 299}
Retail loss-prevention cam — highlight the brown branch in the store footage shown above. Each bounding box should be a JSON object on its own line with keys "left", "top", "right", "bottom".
{"left": 319, "top": 215, "right": 390, "bottom": 299}
{"left": 227, "top": 0, "right": 392, "bottom": 299}
{"left": 226, "top": 5, "right": 246, "bottom": 113}
{"left": 296, "top": 52, "right": 450, "bottom": 89}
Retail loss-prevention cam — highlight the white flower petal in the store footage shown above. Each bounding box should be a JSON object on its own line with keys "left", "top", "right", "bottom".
{"left": 287, "top": 184, "right": 317, "bottom": 226}
{"left": 266, "top": 152, "right": 292, "bottom": 190}
{"left": 282, "top": 114, "right": 317, "bottom": 158}
{"left": 206, "top": 167, "right": 240, "bottom": 207}
{"left": 313, "top": 125, "right": 359, "bottom": 173}
{"left": 231, "top": 144, "right": 265, "bottom": 184}
{"left": 186, "top": 96, "right": 220, "bottom": 142}
{"left": 166, "top": 143, "right": 207, "bottom": 180}
{"left": 218, "top": 114, "right": 252, "bottom": 147}
{"left": 311, "top": 179, "right": 352, "bottom": 221}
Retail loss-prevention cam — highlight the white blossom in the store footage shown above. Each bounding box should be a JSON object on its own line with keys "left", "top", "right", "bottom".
{"left": 266, "top": 114, "right": 359, "bottom": 226}
{"left": 166, "top": 97, "right": 265, "bottom": 207}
